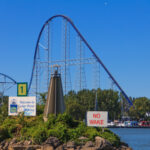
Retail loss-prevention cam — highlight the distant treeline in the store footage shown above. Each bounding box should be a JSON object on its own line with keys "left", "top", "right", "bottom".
{"left": 0, "top": 88, "right": 150, "bottom": 122}
{"left": 64, "top": 89, "right": 150, "bottom": 121}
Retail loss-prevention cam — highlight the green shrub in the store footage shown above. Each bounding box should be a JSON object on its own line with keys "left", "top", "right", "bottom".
{"left": 48, "top": 123, "right": 68, "bottom": 142}
{"left": 100, "top": 129, "right": 120, "bottom": 146}
{"left": 56, "top": 113, "right": 76, "bottom": 128}
{"left": 21, "top": 127, "right": 28, "bottom": 136}
{"left": 32, "top": 126, "right": 47, "bottom": 144}
{"left": 0, "top": 113, "right": 121, "bottom": 147}
{"left": 25, "top": 115, "right": 44, "bottom": 127}
{"left": 67, "top": 122, "right": 87, "bottom": 140}
{"left": 83, "top": 127, "right": 100, "bottom": 140}
{"left": 0, "top": 127, "right": 10, "bottom": 142}
{"left": 36, "top": 104, "right": 45, "bottom": 115}
{"left": 1, "top": 117, "right": 18, "bottom": 136}
{"left": 45, "top": 114, "right": 56, "bottom": 129}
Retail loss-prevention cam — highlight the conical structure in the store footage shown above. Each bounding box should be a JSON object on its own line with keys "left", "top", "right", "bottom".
{"left": 43, "top": 67, "right": 65, "bottom": 121}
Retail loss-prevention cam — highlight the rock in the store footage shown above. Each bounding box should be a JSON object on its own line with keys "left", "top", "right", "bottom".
{"left": 9, "top": 138, "right": 17, "bottom": 145}
{"left": 16, "top": 141, "right": 24, "bottom": 145}
{"left": 78, "top": 137, "right": 88, "bottom": 140}
{"left": 23, "top": 140, "right": 32, "bottom": 146}
{"left": 0, "top": 136, "right": 131, "bottom": 150}
{"left": 117, "top": 145, "right": 132, "bottom": 150}
{"left": 9, "top": 145, "right": 41, "bottom": 150}
{"left": 81, "top": 148, "right": 96, "bottom": 150}
{"left": 78, "top": 137, "right": 88, "bottom": 146}
{"left": 120, "top": 142, "right": 128, "bottom": 147}
{"left": 42, "top": 144, "right": 54, "bottom": 150}
{"left": 3, "top": 141, "right": 10, "bottom": 150}
{"left": 0, "top": 140, "right": 6, "bottom": 148}
{"left": 55, "top": 145, "right": 64, "bottom": 150}
{"left": 95, "top": 136, "right": 113, "bottom": 150}
{"left": 76, "top": 146, "right": 81, "bottom": 150}
{"left": 44, "top": 137, "right": 61, "bottom": 148}
{"left": 66, "top": 141, "right": 75, "bottom": 148}
{"left": 85, "top": 141, "right": 94, "bottom": 147}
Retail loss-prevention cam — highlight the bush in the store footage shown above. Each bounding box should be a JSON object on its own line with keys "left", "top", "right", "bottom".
{"left": 0, "top": 127, "right": 10, "bottom": 142}
{"left": 32, "top": 126, "right": 47, "bottom": 144}
{"left": 25, "top": 115, "right": 43, "bottom": 127}
{"left": 100, "top": 129, "right": 120, "bottom": 146}
{"left": 67, "top": 122, "right": 87, "bottom": 140}
{"left": 56, "top": 113, "right": 76, "bottom": 128}
{"left": 45, "top": 114, "right": 56, "bottom": 129}
{"left": 48, "top": 123, "right": 68, "bottom": 142}
{"left": 83, "top": 127, "right": 100, "bottom": 140}
{"left": 0, "top": 113, "right": 121, "bottom": 147}
{"left": 1, "top": 117, "right": 18, "bottom": 136}
{"left": 36, "top": 104, "right": 45, "bottom": 115}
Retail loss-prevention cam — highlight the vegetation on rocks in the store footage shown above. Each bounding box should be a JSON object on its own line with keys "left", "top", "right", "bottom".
{"left": 0, "top": 88, "right": 148, "bottom": 148}
{"left": 0, "top": 113, "right": 121, "bottom": 147}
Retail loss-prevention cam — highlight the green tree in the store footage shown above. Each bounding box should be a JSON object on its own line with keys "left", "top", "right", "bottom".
{"left": 65, "top": 89, "right": 121, "bottom": 121}
{"left": 98, "top": 89, "right": 120, "bottom": 120}
{"left": 36, "top": 92, "right": 47, "bottom": 115}
{"left": 129, "top": 97, "right": 150, "bottom": 120}
{"left": 0, "top": 96, "right": 9, "bottom": 124}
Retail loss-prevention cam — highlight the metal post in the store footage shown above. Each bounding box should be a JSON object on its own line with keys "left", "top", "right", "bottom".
{"left": 64, "top": 20, "right": 67, "bottom": 95}
{"left": 47, "top": 23, "right": 50, "bottom": 90}
{"left": 79, "top": 38, "right": 82, "bottom": 90}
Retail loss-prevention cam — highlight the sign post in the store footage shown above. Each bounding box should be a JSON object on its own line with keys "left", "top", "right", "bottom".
{"left": 8, "top": 97, "right": 36, "bottom": 116}
{"left": 86, "top": 111, "right": 108, "bottom": 127}
{"left": 8, "top": 82, "right": 37, "bottom": 116}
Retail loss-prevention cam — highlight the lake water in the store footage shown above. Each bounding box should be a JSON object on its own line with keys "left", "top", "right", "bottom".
{"left": 110, "top": 128, "right": 150, "bottom": 150}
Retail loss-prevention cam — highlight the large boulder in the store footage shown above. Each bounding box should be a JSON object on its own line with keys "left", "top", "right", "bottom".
{"left": 0, "top": 136, "right": 131, "bottom": 150}
{"left": 81, "top": 141, "right": 96, "bottom": 150}
{"left": 44, "top": 137, "right": 61, "bottom": 148}
{"left": 85, "top": 141, "right": 94, "bottom": 147}
{"left": 95, "top": 136, "right": 113, "bottom": 150}
{"left": 66, "top": 141, "right": 75, "bottom": 149}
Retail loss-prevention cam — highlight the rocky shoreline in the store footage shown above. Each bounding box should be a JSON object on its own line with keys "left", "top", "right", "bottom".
{"left": 0, "top": 136, "right": 132, "bottom": 150}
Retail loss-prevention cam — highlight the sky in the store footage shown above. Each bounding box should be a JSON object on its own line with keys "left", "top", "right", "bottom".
{"left": 0, "top": 0, "right": 150, "bottom": 98}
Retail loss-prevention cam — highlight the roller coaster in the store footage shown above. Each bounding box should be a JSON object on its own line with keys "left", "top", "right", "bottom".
{"left": 27, "top": 15, "right": 133, "bottom": 106}
{"left": 0, "top": 15, "right": 133, "bottom": 106}
{"left": 0, "top": 73, "right": 17, "bottom": 104}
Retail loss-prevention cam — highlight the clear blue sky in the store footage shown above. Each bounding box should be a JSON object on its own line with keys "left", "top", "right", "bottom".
{"left": 0, "top": 0, "right": 150, "bottom": 98}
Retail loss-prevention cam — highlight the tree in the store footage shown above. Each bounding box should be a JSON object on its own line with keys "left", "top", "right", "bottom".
{"left": 65, "top": 89, "right": 121, "bottom": 121}
{"left": 36, "top": 92, "right": 47, "bottom": 115}
{"left": 65, "top": 100, "right": 85, "bottom": 120}
{"left": 129, "top": 97, "right": 150, "bottom": 120}
{"left": 98, "top": 89, "right": 120, "bottom": 120}
{"left": 39, "top": 92, "right": 47, "bottom": 104}
{"left": 0, "top": 96, "right": 9, "bottom": 123}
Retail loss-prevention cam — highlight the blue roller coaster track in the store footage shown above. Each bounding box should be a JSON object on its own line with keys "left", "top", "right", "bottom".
{"left": 29, "top": 15, "right": 133, "bottom": 106}
{"left": 0, "top": 73, "right": 17, "bottom": 84}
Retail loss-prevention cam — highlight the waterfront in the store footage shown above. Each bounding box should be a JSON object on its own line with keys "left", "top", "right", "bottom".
{"left": 110, "top": 128, "right": 150, "bottom": 150}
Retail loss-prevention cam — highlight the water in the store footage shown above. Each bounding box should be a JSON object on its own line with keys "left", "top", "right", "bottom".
{"left": 110, "top": 128, "right": 150, "bottom": 150}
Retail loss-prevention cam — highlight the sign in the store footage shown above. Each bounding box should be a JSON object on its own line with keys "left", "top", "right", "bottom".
{"left": 8, "top": 97, "right": 36, "bottom": 116}
{"left": 17, "top": 82, "right": 28, "bottom": 96}
{"left": 86, "top": 111, "right": 108, "bottom": 127}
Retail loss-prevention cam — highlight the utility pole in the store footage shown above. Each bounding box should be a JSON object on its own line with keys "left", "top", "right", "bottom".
{"left": 95, "top": 91, "right": 98, "bottom": 111}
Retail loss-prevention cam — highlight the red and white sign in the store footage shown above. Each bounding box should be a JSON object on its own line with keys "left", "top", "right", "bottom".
{"left": 87, "top": 111, "right": 108, "bottom": 127}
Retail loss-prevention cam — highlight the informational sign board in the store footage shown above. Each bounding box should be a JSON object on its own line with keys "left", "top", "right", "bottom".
{"left": 86, "top": 111, "right": 108, "bottom": 127}
{"left": 17, "top": 82, "right": 28, "bottom": 96}
{"left": 8, "top": 97, "right": 36, "bottom": 116}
